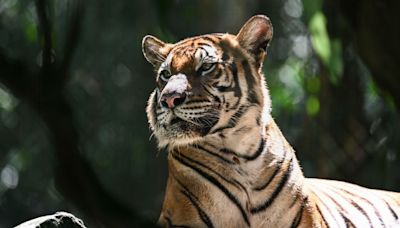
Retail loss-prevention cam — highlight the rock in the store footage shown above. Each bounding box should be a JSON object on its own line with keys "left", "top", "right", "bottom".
{"left": 14, "top": 212, "right": 86, "bottom": 228}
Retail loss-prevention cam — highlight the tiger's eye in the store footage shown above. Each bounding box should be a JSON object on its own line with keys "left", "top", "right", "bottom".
{"left": 199, "top": 62, "right": 216, "bottom": 75}
{"left": 160, "top": 70, "right": 171, "bottom": 81}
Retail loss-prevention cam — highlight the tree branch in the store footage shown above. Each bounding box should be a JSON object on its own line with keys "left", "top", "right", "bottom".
{"left": 35, "top": 0, "right": 52, "bottom": 74}
{"left": 60, "top": 0, "right": 84, "bottom": 84}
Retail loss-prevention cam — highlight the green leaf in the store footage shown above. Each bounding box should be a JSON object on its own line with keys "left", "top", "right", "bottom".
{"left": 328, "top": 39, "right": 343, "bottom": 83}
{"left": 309, "top": 12, "right": 344, "bottom": 85}
{"left": 309, "top": 12, "right": 331, "bottom": 65}
{"left": 306, "top": 95, "right": 320, "bottom": 116}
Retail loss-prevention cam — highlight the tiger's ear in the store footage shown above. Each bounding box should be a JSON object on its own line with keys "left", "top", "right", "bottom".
{"left": 236, "top": 15, "right": 273, "bottom": 61}
{"left": 142, "top": 35, "right": 172, "bottom": 67}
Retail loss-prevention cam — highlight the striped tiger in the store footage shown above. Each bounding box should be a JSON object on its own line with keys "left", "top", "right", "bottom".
{"left": 142, "top": 15, "right": 400, "bottom": 227}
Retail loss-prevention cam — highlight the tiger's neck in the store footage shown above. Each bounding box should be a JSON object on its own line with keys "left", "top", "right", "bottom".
{"left": 166, "top": 118, "right": 309, "bottom": 226}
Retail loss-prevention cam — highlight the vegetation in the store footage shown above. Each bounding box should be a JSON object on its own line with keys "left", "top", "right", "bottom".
{"left": 0, "top": 0, "right": 399, "bottom": 226}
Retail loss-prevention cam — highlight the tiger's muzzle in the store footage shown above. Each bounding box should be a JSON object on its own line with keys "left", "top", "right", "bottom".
{"left": 159, "top": 73, "right": 190, "bottom": 109}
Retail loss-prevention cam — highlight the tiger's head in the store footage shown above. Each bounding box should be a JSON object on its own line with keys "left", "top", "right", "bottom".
{"left": 142, "top": 15, "right": 273, "bottom": 149}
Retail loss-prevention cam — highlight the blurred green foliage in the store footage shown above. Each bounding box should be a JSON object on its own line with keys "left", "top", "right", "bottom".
{"left": 0, "top": 0, "right": 399, "bottom": 226}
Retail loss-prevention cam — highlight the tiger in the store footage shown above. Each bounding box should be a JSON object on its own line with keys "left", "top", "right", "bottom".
{"left": 141, "top": 15, "right": 400, "bottom": 227}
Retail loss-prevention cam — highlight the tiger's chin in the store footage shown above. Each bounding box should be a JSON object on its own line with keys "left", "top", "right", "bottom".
{"left": 155, "top": 129, "right": 204, "bottom": 149}
{"left": 154, "top": 120, "right": 212, "bottom": 149}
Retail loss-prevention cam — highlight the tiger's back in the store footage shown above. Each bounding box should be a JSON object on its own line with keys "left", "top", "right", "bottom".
{"left": 306, "top": 179, "right": 400, "bottom": 227}
{"left": 142, "top": 15, "right": 400, "bottom": 227}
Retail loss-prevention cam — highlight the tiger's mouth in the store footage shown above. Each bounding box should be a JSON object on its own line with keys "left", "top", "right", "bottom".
{"left": 160, "top": 111, "right": 218, "bottom": 133}
{"left": 170, "top": 117, "right": 184, "bottom": 125}
{"left": 154, "top": 107, "right": 219, "bottom": 145}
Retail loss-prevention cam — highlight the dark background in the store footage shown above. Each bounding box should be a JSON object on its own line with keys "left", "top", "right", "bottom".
{"left": 0, "top": 0, "right": 399, "bottom": 227}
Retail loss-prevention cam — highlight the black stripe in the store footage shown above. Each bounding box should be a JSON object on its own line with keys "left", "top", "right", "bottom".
{"left": 201, "top": 85, "right": 222, "bottom": 106}
{"left": 230, "top": 61, "right": 242, "bottom": 109}
{"left": 339, "top": 188, "right": 385, "bottom": 225}
{"left": 342, "top": 214, "right": 355, "bottom": 228}
{"left": 196, "top": 42, "right": 212, "bottom": 47}
{"left": 378, "top": 193, "right": 400, "bottom": 220}
{"left": 253, "top": 165, "right": 280, "bottom": 191}
{"left": 332, "top": 185, "right": 374, "bottom": 227}
{"left": 226, "top": 104, "right": 248, "bottom": 128}
{"left": 195, "top": 145, "right": 235, "bottom": 164}
{"left": 384, "top": 200, "right": 399, "bottom": 220}
{"left": 219, "top": 39, "right": 245, "bottom": 60}
{"left": 202, "top": 36, "right": 218, "bottom": 44}
{"left": 316, "top": 204, "right": 329, "bottom": 227}
{"left": 326, "top": 192, "right": 356, "bottom": 227}
{"left": 180, "top": 189, "right": 214, "bottom": 228}
{"left": 175, "top": 152, "right": 242, "bottom": 191}
{"left": 176, "top": 180, "right": 214, "bottom": 228}
{"left": 241, "top": 60, "right": 260, "bottom": 104}
{"left": 222, "top": 51, "right": 230, "bottom": 62}
{"left": 165, "top": 217, "right": 191, "bottom": 228}
{"left": 289, "top": 196, "right": 300, "bottom": 209}
{"left": 253, "top": 147, "right": 287, "bottom": 191}
{"left": 213, "top": 61, "right": 242, "bottom": 107}
{"left": 172, "top": 153, "right": 250, "bottom": 226}
{"left": 250, "top": 157, "right": 293, "bottom": 213}
{"left": 241, "top": 138, "right": 266, "bottom": 160}
{"left": 213, "top": 67, "right": 223, "bottom": 80}
{"left": 349, "top": 201, "right": 373, "bottom": 227}
{"left": 216, "top": 85, "right": 230, "bottom": 92}
{"left": 184, "top": 99, "right": 211, "bottom": 105}
{"left": 320, "top": 188, "right": 355, "bottom": 227}
{"left": 200, "top": 143, "right": 249, "bottom": 177}
{"left": 221, "top": 64, "right": 230, "bottom": 82}
{"left": 291, "top": 203, "right": 305, "bottom": 228}
{"left": 220, "top": 138, "right": 266, "bottom": 161}
{"left": 317, "top": 191, "right": 342, "bottom": 226}
{"left": 210, "top": 105, "right": 250, "bottom": 133}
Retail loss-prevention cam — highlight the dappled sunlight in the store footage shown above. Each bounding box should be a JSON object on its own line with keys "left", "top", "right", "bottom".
{"left": 1, "top": 164, "right": 19, "bottom": 190}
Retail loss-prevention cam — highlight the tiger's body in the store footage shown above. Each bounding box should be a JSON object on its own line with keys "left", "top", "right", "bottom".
{"left": 142, "top": 15, "right": 400, "bottom": 227}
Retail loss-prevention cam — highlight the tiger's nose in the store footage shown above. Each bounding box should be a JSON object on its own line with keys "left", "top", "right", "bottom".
{"left": 160, "top": 93, "right": 187, "bottom": 109}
